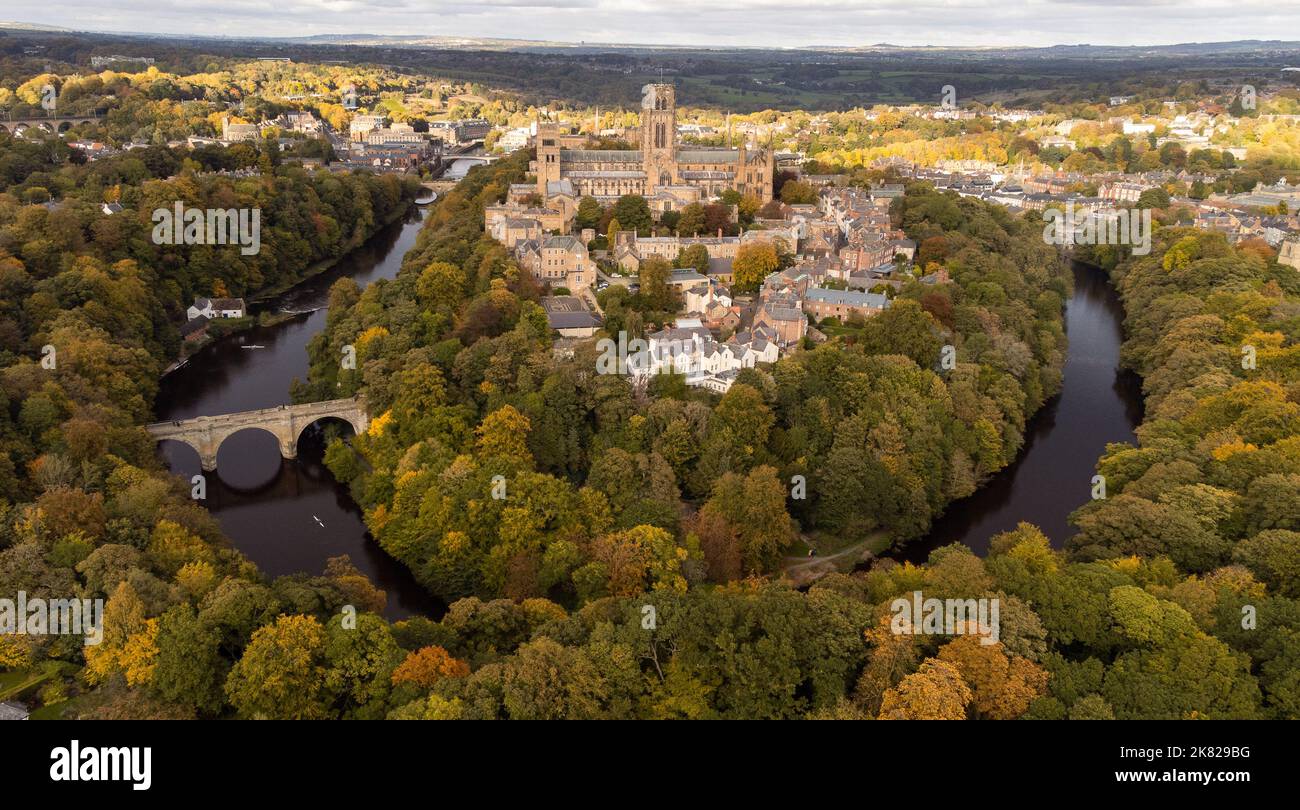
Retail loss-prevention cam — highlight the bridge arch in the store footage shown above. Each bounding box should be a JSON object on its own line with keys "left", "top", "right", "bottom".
{"left": 155, "top": 437, "right": 203, "bottom": 469}
{"left": 217, "top": 424, "right": 289, "bottom": 468}
{"left": 295, "top": 413, "right": 363, "bottom": 444}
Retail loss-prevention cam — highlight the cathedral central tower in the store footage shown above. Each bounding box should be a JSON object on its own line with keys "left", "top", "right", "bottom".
{"left": 640, "top": 83, "right": 677, "bottom": 195}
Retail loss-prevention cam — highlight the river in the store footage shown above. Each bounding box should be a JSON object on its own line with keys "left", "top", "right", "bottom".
{"left": 890, "top": 259, "right": 1144, "bottom": 563}
{"left": 154, "top": 206, "right": 443, "bottom": 620}
{"left": 442, "top": 157, "right": 482, "bottom": 181}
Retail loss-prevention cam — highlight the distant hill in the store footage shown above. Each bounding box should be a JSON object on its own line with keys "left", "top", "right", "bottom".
{"left": 9, "top": 22, "right": 1295, "bottom": 56}
{"left": 820, "top": 40, "right": 1300, "bottom": 56}
{"left": 244, "top": 35, "right": 1300, "bottom": 57}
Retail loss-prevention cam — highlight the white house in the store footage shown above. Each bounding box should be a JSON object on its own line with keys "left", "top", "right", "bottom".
{"left": 187, "top": 297, "right": 246, "bottom": 320}
{"left": 497, "top": 124, "right": 535, "bottom": 153}
{"left": 683, "top": 282, "right": 732, "bottom": 316}
{"left": 634, "top": 318, "right": 779, "bottom": 392}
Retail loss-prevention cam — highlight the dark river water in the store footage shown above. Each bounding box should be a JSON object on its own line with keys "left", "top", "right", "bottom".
{"left": 155, "top": 206, "right": 444, "bottom": 620}
{"left": 890, "top": 260, "right": 1144, "bottom": 562}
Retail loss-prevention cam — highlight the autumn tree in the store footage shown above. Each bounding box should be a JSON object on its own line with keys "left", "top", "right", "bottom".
{"left": 878, "top": 658, "right": 972, "bottom": 720}
{"left": 853, "top": 617, "right": 921, "bottom": 715}
{"left": 731, "top": 241, "right": 779, "bottom": 292}
{"left": 936, "top": 635, "right": 1049, "bottom": 719}
{"left": 83, "top": 581, "right": 148, "bottom": 685}
{"left": 416, "top": 260, "right": 467, "bottom": 311}
{"left": 391, "top": 645, "right": 471, "bottom": 689}
{"left": 577, "top": 524, "right": 687, "bottom": 599}
{"left": 475, "top": 405, "right": 534, "bottom": 471}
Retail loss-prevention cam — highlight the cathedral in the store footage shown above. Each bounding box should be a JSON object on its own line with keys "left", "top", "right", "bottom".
{"left": 533, "top": 84, "right": 774, "bottom": 212}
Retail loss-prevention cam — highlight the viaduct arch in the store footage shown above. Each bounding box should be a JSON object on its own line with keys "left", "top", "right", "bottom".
{"left": 0, "top": 114, "right": 102, "bottom": 135}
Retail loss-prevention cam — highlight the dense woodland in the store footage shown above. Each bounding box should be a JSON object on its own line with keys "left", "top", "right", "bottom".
{"left": 0, "top": 119, "right": 418, "bottom": 716}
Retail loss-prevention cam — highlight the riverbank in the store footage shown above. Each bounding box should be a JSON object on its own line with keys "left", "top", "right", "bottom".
{"left": 159, "top": 202, "right": 418, "bottom": 379}
{"left": 884, "top": 259, "right": 1143, "bottom": 565}
{"left": 246, "top": 201, "right": 416, "bottom": 304}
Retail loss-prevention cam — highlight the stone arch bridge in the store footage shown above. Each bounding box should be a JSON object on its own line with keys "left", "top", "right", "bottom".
{"left": 446, "top": 154, "right": 496, "bottom": 165}
{"left": 0, "top": 114, "right": 103, "bottom": 135}
{"left": 145, "top": 397, "right": 368, "bottom": 471}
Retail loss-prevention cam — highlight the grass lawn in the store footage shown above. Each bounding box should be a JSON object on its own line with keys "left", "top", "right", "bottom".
{"left": 816, "top": 321, "right": 864, "bottom": 340}
{"left": 29, "top": 694, "right": 90, "bottom": 720}
{"left": 785, "top": 535, "right": 812, "bottom": 557}
{"left": 0, "top": 661, "right": 76, "bottom": 702}
{"left": 0, "top": 666, "right": 53, "bottom": 701}
{"left": 806, "top": 529, "right": 892, "bottom": 558}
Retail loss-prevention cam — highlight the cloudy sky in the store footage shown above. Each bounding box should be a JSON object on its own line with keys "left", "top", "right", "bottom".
{"left": 5, "top": 1, "right": 1299, "bottom": 48}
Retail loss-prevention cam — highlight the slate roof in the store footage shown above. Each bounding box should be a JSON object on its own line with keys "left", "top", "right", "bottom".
{"left": 546, "top": 310, "right": 602, "bottom": 330}
{"left": 194, "top": 297, "right": 246, "bottom": 311}
{"left": 561, "top": 149, "right": 642, "bottom": 162}
{"left": 0, "top": 701, "right": 29, "bottom": 720}
{"left": 543, "top": 235, "right": 586, "bottom": 252}
{"left": 503, "top": 217, "right": 540, "bottom": 229}
{"left": 762, "top": 306, "right": 805, "bottom": 322}
{"left": 669, "top": 269, "right": 709, "bottom": 285}
{"left": 805, "top": 288, "right": 890, "bottom": 309}
{"left": 546, "top": 179, "right": 576, "bottom": 197}
{"left": 676, "top": 149, "right": 739, "bottom": 164}
{"left": 707, "top": 257, "right": 734, "bottom": 276}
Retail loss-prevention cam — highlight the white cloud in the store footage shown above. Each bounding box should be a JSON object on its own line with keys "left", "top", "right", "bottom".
{"left": 5, "top": 0, "right": 1298, "bottom": 47}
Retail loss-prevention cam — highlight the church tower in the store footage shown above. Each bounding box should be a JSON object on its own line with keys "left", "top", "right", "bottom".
{"left": 535, "top": 121, "right": 562, "bottom": 197}
{"left": 641, "top": 84, "right": 677, "bottom": 195}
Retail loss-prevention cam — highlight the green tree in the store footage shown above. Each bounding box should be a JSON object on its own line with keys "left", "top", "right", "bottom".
{"left": 575, "top": 196, "right": 603, "bottom": 231}
{"left": 324, "top": 612, "right": 403, "bottom": 719}
{"left": 638, "top": 255, "right": 676, "bottom": 313}
{"left": 612, "top": 195, "right": 652, "bottom": 235}
{"left": 676, "top": 203, "right": 705, "bottom": 236}
{"left": 224, "top": 614, "right": 329, "bottom": 720}
{"left": 150, "top": 605, "right": 225, "bottom": 716}
{"left": 676, "top": 244, "right": 710, "bottom": 273}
